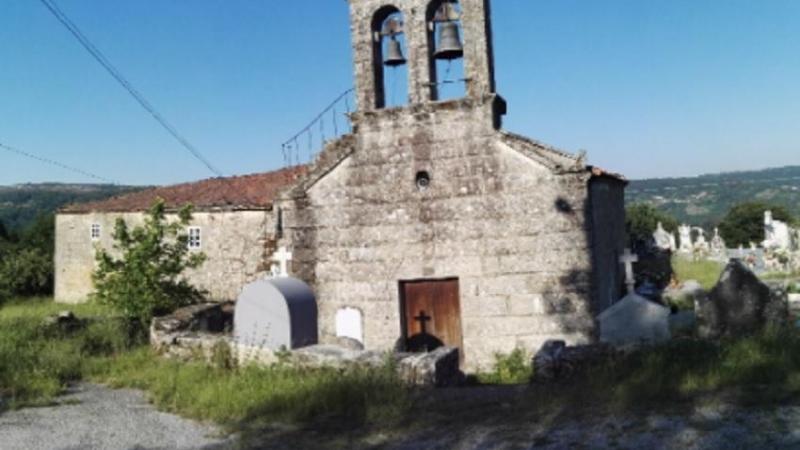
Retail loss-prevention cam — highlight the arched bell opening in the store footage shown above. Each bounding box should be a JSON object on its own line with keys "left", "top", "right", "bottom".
{"left": 427, "top": 0, "right": 466, "bottom": 102}
{"left": 372, "top": 6, "right": 409, "bottom": 109}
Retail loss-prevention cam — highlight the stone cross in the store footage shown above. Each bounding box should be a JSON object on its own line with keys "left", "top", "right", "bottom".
{"left": 414, "top": 310, "right": 432, "bottom": 334}
{"left": 271, "top": 246, "right": 293, "bottom": 278}
{"left": 619, "top": 248, "right": 639, "bottom": 295}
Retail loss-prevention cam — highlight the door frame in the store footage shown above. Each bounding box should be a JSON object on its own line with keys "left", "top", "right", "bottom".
{"left": 397, "top": 277, "right": 463, "bottom": 353}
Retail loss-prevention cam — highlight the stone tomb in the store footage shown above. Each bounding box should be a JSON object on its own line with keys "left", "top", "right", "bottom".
{"left": 598, "top": 293, "right": 671, "bottom": 347}
{"left": 234, "top": 277, "right": 318, "bottom": 350}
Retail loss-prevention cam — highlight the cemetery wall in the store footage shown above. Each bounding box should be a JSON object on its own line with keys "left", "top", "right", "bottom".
{"left": 280, "top": 98, "right": 624, "bottom": 370}
{"left": 55, "top": 210, "right": 275, "bottom": 304}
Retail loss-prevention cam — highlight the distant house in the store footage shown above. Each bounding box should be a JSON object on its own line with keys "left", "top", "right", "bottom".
{"left": 54, "top": 167, "right": 306, "bottom": 304}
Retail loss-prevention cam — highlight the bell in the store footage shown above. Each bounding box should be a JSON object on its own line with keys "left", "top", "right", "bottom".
{"left": 434, "top": 21, "right": 464, "bottom": 60}
{"left": 384, "top": 37, "right": 407, "bottom": 67}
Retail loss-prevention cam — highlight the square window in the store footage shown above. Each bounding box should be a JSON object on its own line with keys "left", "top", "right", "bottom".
{"left": 187, "top": 227, "right": 202, "bottom": 250}
{"left": 90, "top": 223, "right": 101, "bottom": 241}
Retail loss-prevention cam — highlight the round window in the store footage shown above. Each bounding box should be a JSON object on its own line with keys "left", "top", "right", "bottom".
{"left": 415, "top": 171, "right": 431, "bottom": 191}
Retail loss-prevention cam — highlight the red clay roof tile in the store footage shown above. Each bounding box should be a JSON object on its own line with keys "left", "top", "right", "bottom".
{"left": 61, "top": 166, "right": 308, "bottom": 213}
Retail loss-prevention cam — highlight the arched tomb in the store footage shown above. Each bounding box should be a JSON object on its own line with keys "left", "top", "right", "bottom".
{"left": 234, "top": 277, "right": 318, "bottom": 350}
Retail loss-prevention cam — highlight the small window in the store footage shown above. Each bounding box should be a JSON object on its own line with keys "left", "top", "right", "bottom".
{"left": 90, "top": 223, "right": 101, "bottom": 241}
{"left": 187, "top": 227, "right": 202, "bottom": 250}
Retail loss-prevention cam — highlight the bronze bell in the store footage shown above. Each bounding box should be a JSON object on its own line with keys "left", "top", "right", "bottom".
{"left": 434, "top": 21, "right": 464, "bottom": 60}
{"left": 384, "top": 36, "right": 407, "bottom": 67}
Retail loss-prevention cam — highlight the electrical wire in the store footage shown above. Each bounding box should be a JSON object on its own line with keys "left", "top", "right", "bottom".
{"left": 38, "top": 0, "right": 224, "bottom": 177}
{"left": 0, "top": 141, "right": 117, "bottom": 184}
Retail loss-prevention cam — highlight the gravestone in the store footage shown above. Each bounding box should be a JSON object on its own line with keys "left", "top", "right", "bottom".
{"left": 234, "top": 277, "right": 318, "bottom": 350}
{"left": 335, "top": 307, "right": 364, "bottom": 344}
{"left": 598, "top": 293, "right": 671, "bottom": 347}
{"left": 697, "top": 259, "right": 789, "bottom": 338}
{"left": 653, "top": 222, "right": 675, "bottom": 252}
{"left": 763, "top": 211, "right": 794, "bottom": 251}
{"left": 678, "top": 224, "right": 693, "bottom": 253}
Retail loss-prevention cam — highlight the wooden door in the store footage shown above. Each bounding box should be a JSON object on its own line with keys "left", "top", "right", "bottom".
{"left": 400, "top": 279, "right": 463, "bottom": 354}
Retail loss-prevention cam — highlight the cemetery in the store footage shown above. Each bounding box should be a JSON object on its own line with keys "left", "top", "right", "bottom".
{"left": 4, "top": 0, "right": 800, "bottom": 447}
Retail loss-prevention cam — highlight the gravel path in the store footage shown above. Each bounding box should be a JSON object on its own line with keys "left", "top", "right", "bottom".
{"left": 0, "top": 383, "right": 235, "bottom": 450}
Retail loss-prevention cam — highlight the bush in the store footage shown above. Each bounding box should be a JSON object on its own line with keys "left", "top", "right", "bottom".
{"left": 0, "top": 214, "right": 54, "bottom": 299}
{"left": 718, "top": 202, "right": 794, "bottom": 247}
{"left": 92, "top": 200, "right": 206, "bottom": 325}
{"left": 479, "top": 348, "right": 533, "bottom": 384}
{"left": 0, "top": 248, "right": 53, "bottom": 296}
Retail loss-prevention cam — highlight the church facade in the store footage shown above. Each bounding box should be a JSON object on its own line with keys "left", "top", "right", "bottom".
{"left": 276, "top": 0, "right": 626, "bottom": 369}
{"left": 54, "top": 0, "right": 626, "bottom": 370}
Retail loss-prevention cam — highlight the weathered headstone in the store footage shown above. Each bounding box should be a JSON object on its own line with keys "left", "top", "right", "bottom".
{"left": 234, "top": 277, "right": 318, "bottom": 350}
{"left": 598, "top": 293, "right": 671, "bottom": 347}
{"left": 763, "top": 211, "right": 794, "bottom": 251}
{"left": 696, "top": 259, "right": 789, "bottom": 339}
{"left": 653, "top": 222, "right": 675, "bottom": 252}
{"left": 710, "top": 228, "right": 727, "bottom": 260}
{"left": 678, "top": 224, "right": 693, "bottom": 253}
{"left": 335, "top": 307, "right": 364, "bottom": 344}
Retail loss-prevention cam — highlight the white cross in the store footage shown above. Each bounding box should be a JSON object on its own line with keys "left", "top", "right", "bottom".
{"left": 271, "top": 246, "right": 293, "bottom": 278}
{"left": 619, "top": 248, "right": 639, "bottom": 295}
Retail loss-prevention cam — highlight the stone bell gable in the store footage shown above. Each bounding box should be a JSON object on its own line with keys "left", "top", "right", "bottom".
{"left": 277, "top": 0, "right": 627, "bottom": 370}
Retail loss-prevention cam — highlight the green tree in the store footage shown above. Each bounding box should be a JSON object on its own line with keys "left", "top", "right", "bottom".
{"left": 92, "top": 200, "right": 206, "bottom": 325}
{"left": 0, "top": 214, "right": 55, "bottom": 299}
{"left": 625, "top": 203, "right": 679, "bottom": 247}
{"left": 718, "top": 202, "right": 794, "bottom": 247}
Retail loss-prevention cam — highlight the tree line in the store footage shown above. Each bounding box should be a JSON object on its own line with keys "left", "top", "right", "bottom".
{"left": 0, "top": 214, "right": 55, "bottom": 302}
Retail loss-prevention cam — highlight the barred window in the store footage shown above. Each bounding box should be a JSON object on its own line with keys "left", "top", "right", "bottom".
{"left": 187, "top": 227, "right": 202, "bottom": 250}
{"left": 90, "top": 223, "right": 101, "bottom": 241}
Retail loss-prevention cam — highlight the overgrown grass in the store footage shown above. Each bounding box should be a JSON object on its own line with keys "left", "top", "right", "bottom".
{"left": 8, "top": 298, "right": 800, "bottom": 445}
{"left": 574, "top": 329, "right": 800, "bottom": 409}
{"left": 672, "top": 257, "right": 724, "bottom": 290}
{"left": 0, "top": 298, "right": 139, "bottom": 409}
{"left": 87, "top": 348, "right": 410, "bottom": 430}
{"left": 477, "top": 348, "right": 533, "bottom": 385}
{"left": 0, "top": 297, "right": 411, "bottom": 434}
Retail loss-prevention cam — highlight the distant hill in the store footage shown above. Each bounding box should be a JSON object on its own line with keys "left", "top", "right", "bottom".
{"left": 627, "top": 166, "right": 800, "bottom": 227}
{"left": 0, "top": 183, "right": 147, "bottom": 231}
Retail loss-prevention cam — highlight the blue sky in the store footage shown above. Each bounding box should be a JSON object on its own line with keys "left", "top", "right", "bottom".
{"left": 2, "top": 0, "right": 800, "bottom": 186}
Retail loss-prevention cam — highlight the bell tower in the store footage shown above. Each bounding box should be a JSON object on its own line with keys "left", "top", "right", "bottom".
{"left": 348, "top": 0, "right": 500, "bottom": 114}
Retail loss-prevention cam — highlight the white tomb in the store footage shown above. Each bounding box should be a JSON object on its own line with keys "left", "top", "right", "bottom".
{"left": 763, "top": 211, "right": 794, "bottom": 251}
{"left": 598, "top": 293, "right": 671, "bottom": 347}
{"left": 234, "top": 277, "right": 318, "bottom": 350}
{"left": 335, "top": 307, "right": 364, "bottom": 343}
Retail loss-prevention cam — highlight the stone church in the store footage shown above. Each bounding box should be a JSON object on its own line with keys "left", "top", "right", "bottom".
{"left": 55, "top": 0, "right": 626, "bottom": 370}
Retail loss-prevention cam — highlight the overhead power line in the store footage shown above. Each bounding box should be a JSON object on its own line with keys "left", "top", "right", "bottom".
{"left": 38, "top": 0, "right": 224, "bottom": 177}
{"left": 0, "top": 141, "right": 117, "bottom": 184}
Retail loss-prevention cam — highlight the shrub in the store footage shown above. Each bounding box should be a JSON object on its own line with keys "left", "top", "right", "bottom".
{"left": 92, "top": 200, "right": 206, "bottom": 325}
{"left": 0, "top": 247, "right": 53, "bottom": 296}
{"left": 0, "top": 214, "right": 54, "bottom": 299}
{"left": 479, "top": 348, "right": 533, "bottom": 384}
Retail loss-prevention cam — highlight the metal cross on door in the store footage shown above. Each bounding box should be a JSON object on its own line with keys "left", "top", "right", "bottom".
{"left": 400, "top": 278, "right": 463, "bottom": 354}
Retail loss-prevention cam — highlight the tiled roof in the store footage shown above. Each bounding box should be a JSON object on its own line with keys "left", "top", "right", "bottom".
{"left": 61, "top": 166, "right": 308, "bottom": 213}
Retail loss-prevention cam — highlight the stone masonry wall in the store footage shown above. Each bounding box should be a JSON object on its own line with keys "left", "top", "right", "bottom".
{"left": 280, "top": 99, "right": 598, "bottom": 371}
{"left": 55, "top": 210, "right": 275, "bottom": 304}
